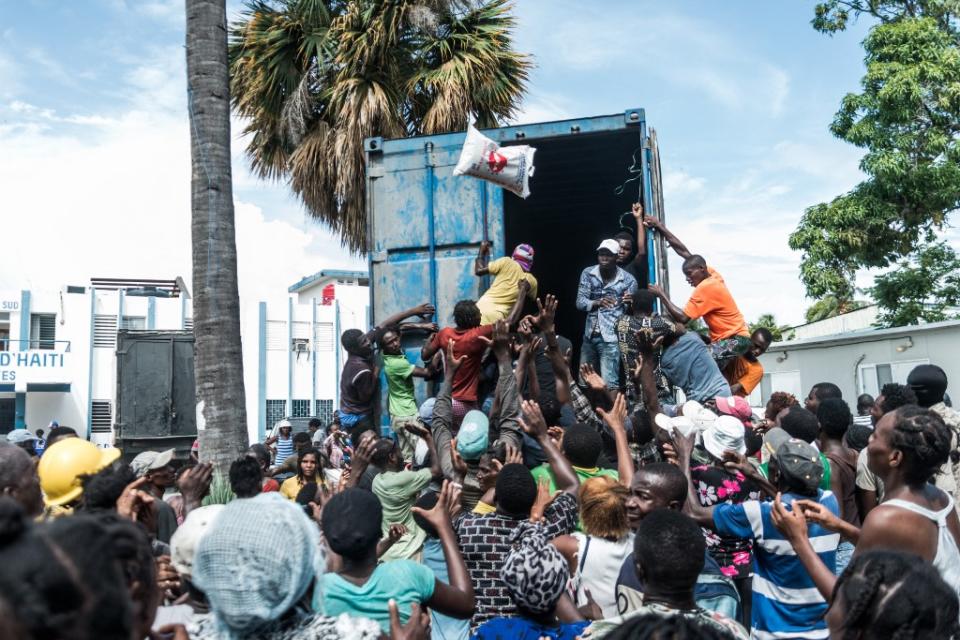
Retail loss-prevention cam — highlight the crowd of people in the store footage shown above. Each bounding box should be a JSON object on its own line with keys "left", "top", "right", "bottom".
{"left": 3, "top": 206, "right": 960, "bottom": 640}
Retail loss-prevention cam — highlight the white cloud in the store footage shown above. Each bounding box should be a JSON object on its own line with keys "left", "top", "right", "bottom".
{"left": 515, "top": 3, "right": 790, "bottom": 117}
{"left": 0, "top": 49, "right": 355, "bottom": 329}
{"left": 662, "top": 169, "right": 705, "bottom": 195}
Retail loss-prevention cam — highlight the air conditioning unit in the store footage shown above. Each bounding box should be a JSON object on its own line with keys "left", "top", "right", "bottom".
{"left": 292, "top": 338, "right": 310, "bottom": 354}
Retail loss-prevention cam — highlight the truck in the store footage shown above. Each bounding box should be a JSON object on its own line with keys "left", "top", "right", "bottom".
{"left": 363, "top": 109, "right": 670, "bottom": 423}
{"left": 114, "top": 330, "right": 197, "bottom": 459}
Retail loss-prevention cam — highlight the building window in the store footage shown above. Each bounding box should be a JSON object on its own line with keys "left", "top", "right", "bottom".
{"left": 315, "top": 399, "right": 334, "bottom": 424}
{"left": 265, "top": 399, "right": 286, "bottom": 429}
{"left": 29, "top": 313, "right": 56, "bottom": 350}
{"left": 94, "top": 315, "right": 119, "bottom": 348}
{"left": 0, "top": 311, "right": 9, "bottom": 352}
{"left": 120, "top": 316, "right": 146, "bottom": 330}
{"left": 266, "top": 321, "right": 287, "bottom": 351}
{"left": 91, "top": 400, "right": 113, "bottom": 433}
{"left": 291, "top": 399, "right": 311, "bottom": 418}
{"left": 858, "top": 358, "right": 930, "bottom": 397}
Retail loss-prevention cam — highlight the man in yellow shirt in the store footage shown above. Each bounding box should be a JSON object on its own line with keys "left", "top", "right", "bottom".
{"left": 474, "top": 241, "right": 538, "bottom": 325}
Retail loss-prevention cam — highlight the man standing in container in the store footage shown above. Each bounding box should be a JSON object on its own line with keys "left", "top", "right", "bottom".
{"left": 474, "top": 240, "right": 538, "bottom": 325}
{"left": 576, "top": 239, "right": 637, "bottom": 389}
{"left": 642, "top": 216, "right": 751, "bottom": 370}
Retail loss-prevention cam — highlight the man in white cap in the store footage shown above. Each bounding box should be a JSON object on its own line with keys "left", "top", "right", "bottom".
{"left": 576, "top": 238, "right": 638, "bottom": 388}
{"left": 131, "top": 448, "right": 179, "bottom": 544}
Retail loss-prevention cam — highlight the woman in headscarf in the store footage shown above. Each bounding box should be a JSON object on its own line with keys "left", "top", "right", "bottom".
{"left": 473, "top": 524, "right": 589, "bottom": 640}
{"left": 188, "top": 492, "right": 381, "bottom": 640}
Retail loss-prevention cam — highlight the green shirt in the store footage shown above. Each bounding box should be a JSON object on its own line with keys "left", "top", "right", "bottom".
{"left": 372, "top": 467, "right": 434, "bottom": 561}
{"left": 318, "top": 559, "right": 436, "bottom": 633}
{"left": 530, "top": 463, "right": 619, "bottom": 495}
{"left": 383, "top": 353, "right": 418, "bottom": 418}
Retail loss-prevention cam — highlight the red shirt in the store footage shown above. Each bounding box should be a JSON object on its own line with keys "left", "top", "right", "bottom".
{"left": 428, "top": 324, "right": 494, "bottom": 402}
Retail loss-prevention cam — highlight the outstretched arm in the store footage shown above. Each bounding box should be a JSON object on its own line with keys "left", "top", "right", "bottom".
{"left": 771, "top": 494, "right": 837, "bottom": 600}
{"left": 643, "top": 216, "right": 693, "bottom": 260}
{"left": 648, "top": 285, "right": 690, "bottom": 324}
{"left": 597, "top": 394, "right": 634, "bottom": 489}
{"left": 380, "top": 303, "right": 436, "bottom": 333}
{"left": 504, "top": 280, "right": 531, "bottom": 329}
{"left": 631, "top": 202, "right": 647, "bottom": 265}
{"left": 521, "top": 400, "right": 579, "bottom": 496}
{"left": 474, "top": 241, "right": 492, "bottom": 276}
{"left": 674, "top": 429, "right": 715, "bottom": 527}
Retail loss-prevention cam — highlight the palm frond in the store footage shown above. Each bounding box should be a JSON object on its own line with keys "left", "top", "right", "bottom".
{"left": 230, "top": 0, "right": 530, "bottom": 252}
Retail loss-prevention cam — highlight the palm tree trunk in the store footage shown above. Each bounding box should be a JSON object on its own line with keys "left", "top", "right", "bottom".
{"left": 186, "top": 0, "right": 248, "bottom": 472}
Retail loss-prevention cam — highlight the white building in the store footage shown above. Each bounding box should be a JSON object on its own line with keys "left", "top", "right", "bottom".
{"left": 0, "top": 279, "right": 191, "bottom": 445}
{"left": 757, "top": 319, "right": 960, "bottom": 407}
{"left": 242, "top": 269, "right": 369, "bottom": 443}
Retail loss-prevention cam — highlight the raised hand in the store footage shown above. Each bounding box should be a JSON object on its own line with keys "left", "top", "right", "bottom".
{"left": 547, "top": 426, "right": 565, "bottom": 449}
{"left": 449, "top": 438, "right": 468, "bottom": 482}
{"left": 771, "top": 493, "right": 810, "bottom": 546}
{"left": 177, "top": 462, "right": 214, "bottom": 510}
{"left": 580, "top": 363, "right": 606, "bottom": 392}
{"left": 414, "top": 303, "right": 436, "bottom": 318}
{"left": 597, "top": 393, "right": 628, "bottom": 433}
{"left": 444, "top": 339, "right": 467, "bottom": 374}
{"left": 389, "top": 600, "right": 431, "bottom": 640}
{"left": 631, "top": 202, "right": 644, "bottom": 219}
{"left": 641, "top": 214, "right": 660, "bottom": 230}
{"left": 404, "top": 422, "right": 432, "bottom": 441}
{"left": 412, "top": 480, "right": 460, "bottom": 531}
{"left": 116, "top": 476, "right": 155, "bottom": 522}
{"left": 519, "top": 399, "right": 548, "bottom": 438}
{"left": 536, "top": 294, "right": 558, "bottom": 335}
{"left": 388, "top": 523, "right": 409, "bottom": 544}
{"left": 530, "top": 477, "right": 559, "bottom": 523}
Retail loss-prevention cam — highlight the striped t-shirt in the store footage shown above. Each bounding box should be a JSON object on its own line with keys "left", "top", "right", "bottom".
{"left": 713, "top": 491, "right": 840, "bottom": 640}
{"left": 275, "top": 435, "right": 295, "bottom": 465}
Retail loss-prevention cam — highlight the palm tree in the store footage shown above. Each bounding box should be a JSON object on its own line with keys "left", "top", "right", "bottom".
{"left": 803, "top": 295, "right": 869, "bottom": 324}
{"left": 229, "top": 0, "right": 531, "bottom": 253}
{"left": 186, "top": 0, "right": 249, "bottom": 472}
{"left": 749, "top": 313, "right": 794, "bottom": 342}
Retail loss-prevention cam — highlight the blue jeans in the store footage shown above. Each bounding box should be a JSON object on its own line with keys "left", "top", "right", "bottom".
{"left": 835, "top": 541, "right": 855, "bottom": 575}
{"left": 580, "top": 334, "right": 621, "bottom": 389}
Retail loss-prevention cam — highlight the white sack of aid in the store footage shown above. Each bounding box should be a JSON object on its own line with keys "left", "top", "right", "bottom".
{"left": 453, "top": 124, "right": 536, "bottom": 198}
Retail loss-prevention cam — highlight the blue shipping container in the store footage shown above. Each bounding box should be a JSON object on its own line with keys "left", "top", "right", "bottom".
{"left": 364, "top": 109, "right": 669, "bottom": 421}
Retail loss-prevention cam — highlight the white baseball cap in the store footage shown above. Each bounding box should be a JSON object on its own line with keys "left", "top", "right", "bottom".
{"left": 596, "top": 239, "right": 620, "bottom": 255}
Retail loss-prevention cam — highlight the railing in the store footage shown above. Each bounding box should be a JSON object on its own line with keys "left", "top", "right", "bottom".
{"left": 0, "top": 338, "right": 72, "bottom": 352}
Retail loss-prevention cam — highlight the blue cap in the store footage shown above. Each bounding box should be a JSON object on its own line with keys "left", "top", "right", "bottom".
{"left": 456, "top": 411, "right": 489, "bottom": 460}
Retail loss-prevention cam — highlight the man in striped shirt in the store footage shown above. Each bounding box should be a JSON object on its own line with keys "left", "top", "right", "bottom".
{"left": 677, "top": 432, "right": 840, "bottom": 639}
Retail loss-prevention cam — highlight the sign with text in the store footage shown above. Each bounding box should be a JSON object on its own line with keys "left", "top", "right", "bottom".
{"left": 0, "top": 352, "right": 67, "bottom": 383}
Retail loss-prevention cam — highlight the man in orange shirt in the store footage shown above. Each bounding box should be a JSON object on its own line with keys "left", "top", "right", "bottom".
{"left": 726, "top": 328, "right": 773, "bottom": 396}
{"left": 642, "top": 216, "right": 751, "bottom": 370}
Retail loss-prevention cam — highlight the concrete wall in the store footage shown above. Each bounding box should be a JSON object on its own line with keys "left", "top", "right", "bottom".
{"left": 758, "top": 323, "right": 960, "bottom": 407}
{"left": 241, "top": 282, "right": 369, "bottom": 444}
{"left": 0, "top": 286, "right": 189, "bottom": 441}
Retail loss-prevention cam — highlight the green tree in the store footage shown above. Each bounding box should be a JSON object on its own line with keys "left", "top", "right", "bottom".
{"left": 186, "top": 0, "right": 250, "bottom": 472}
{"left": 803, "top": 294, "right": 869, "bottom": 323}
{"left": 870, "top": 240, "right": 960, "bottom": 325}
{"left": 749, "top": 313, "right": 794, "bottom": 342}
{"left": 229, "top": 0, "right": 530, "bottom": 253}
{"left": 790, "top": 4, "right": 960, "bottom": 325}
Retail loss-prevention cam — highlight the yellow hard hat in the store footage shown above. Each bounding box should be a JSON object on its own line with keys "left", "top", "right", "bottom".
{"left": 38, "top": 438, "right": 121, "bottom": 507}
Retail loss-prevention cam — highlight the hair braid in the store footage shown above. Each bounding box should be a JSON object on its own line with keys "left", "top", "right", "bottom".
{"left": 841, "top": 568, "right": 884, "bottom": 638}
{"left": 836, "top": 550, "right": 959, "bottom": 640}
{"left": 889, "top": 405, "right": 951, "bottom": 484}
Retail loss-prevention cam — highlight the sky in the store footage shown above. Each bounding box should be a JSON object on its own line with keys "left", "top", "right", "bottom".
{"left": 0, "top": 0, "right": 914, "bottom": 327}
